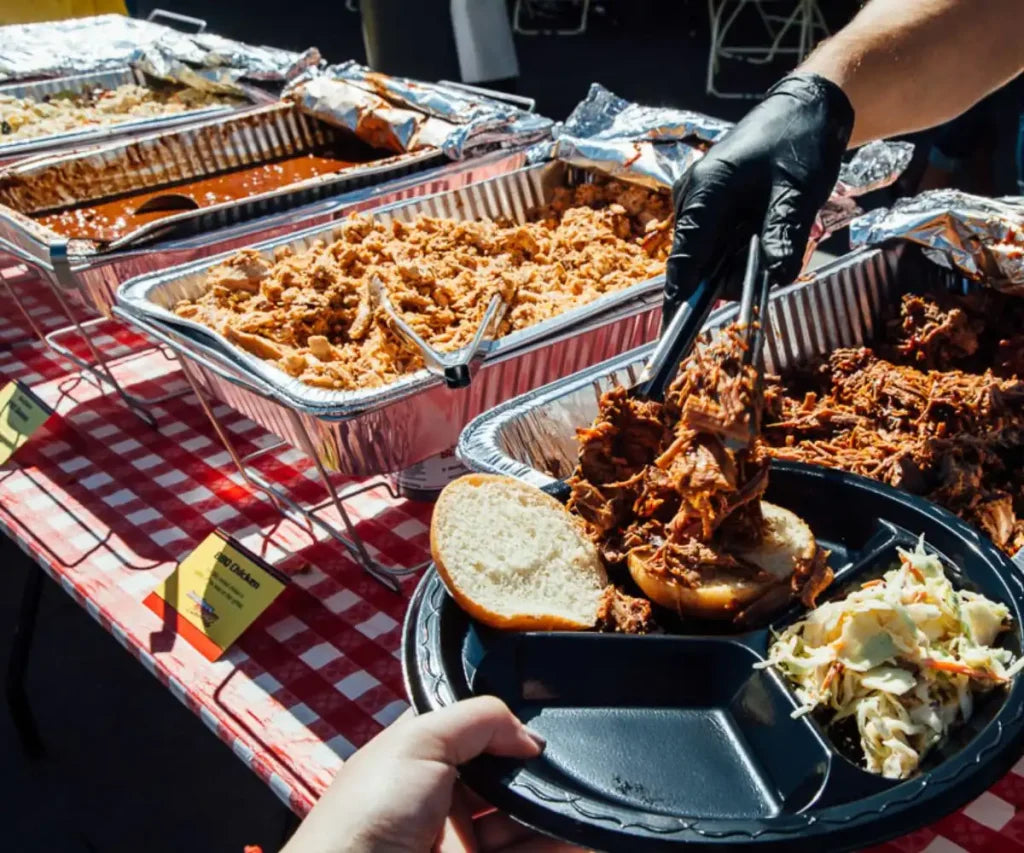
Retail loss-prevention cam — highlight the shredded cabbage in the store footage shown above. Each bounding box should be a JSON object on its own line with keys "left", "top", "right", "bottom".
{"left": 759, "top": 539, "right": 1018, "bottom": 779}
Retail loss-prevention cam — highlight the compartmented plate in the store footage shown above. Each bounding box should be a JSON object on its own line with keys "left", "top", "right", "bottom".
{"left": 402, "top": 462, "right": 1024, "bottom": 851}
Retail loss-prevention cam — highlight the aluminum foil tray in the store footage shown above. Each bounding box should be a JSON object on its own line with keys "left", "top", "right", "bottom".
{"left": 0, "top": 102, "right": 447, "bottom": 295}
{"left": 456, "top": 243, "right": 963, "bottom": 487}
{"left": 0, "top": 149, "right": 526, "bottom": 322}
{"left": 0, "top": 66, "right": 271, "bottom": 166}
{"left": 120, "top": 298, "right": 660, "bottom": 476}
{"left": 116, "top": 159, "right": 668, "bottom": 414}
{"left": 95, "top": 150, "right": 531, "bottom": 318}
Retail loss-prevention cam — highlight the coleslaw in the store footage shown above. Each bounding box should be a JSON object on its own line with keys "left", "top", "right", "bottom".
{"left": 759, "top": 541, "right": 1023, "bottom": 779}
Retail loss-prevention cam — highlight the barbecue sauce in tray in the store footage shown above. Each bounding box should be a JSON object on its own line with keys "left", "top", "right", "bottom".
{"left": 32, "top": 145, "right": 391, "bottom": 243}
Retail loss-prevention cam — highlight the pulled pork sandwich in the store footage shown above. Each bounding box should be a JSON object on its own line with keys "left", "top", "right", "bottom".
{"left": 568, "top": 324, "right": 832, "bottom": 626}
{"left": 763, "top": 290, "right": 1024, "bottom": 555}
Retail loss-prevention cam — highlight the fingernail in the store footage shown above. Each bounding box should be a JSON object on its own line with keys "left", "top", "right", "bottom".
{"left": 524, "top": 727, "right": 546, "bottom": 749}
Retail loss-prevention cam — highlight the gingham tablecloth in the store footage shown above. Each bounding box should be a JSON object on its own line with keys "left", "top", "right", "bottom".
{"left": 3, "top": 268, "right": 1024, "bottom": 852}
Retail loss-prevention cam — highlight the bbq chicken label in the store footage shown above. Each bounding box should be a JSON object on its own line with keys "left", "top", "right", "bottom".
{"left": 144, "top": 531, "right": 287, "bottom": 661}
{"left": 0, "top": 380, "right": 52, "bottom": 466}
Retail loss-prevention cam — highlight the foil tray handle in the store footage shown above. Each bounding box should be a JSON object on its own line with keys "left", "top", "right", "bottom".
{"left": 146, "top": 8, "right": 207, "bottom": 33}
{"left": 850, "top": 189, "right": 1024, "bottom": 293}
{"left": 112, "top": 305, "right": 280, "bottom": 400}
{"left": 436, "top": 79, "right": 536, "bottom": 113}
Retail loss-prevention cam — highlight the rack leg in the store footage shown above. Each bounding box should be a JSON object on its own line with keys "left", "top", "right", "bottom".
{"left": 173, "top": 360, "right": 295, "bottom": 520}
{"left": 6, "top": 562, "right": 45, "bottom": 758}
{"left": 44, "top": 280, "right": 162, "bottom": 428}
{"left": 283, "top": 409, "right": 402, "bottom": 589}
{"left": 174, "top": 361, "right": 426, "bottom": 592}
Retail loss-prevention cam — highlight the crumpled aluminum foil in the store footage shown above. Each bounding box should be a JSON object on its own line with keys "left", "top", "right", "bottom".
{"left": 557, "top": 82, "right": 732, "bottom": 145}
{"left": 530, "top": 83, "right": 914, "bottom": 271}
{"left": 535, "top": 83, "right": 913, "bottom": 196}
{"left": 809, "top": 140, "right": 917, "bottom": 253}
{"left": 284, "top": 63, "right": 553, "bottom": 158}
{"left": 850, "top": 190, "right": 1024, "bottom": 293}
{"left": 526, "top": 83, "right": 728, "bottom": 189}
{"left": 0, "top": 14, "right": 318, "bottom": 91}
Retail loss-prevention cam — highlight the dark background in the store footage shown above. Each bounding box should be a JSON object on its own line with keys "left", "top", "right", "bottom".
{"left": 132, "top": 0, "right": 860, "bottom": 122}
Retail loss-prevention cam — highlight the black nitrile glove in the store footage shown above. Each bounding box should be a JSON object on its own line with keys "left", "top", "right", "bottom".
{"left": 664, "top": 73, "right": 855, "bottom": 321}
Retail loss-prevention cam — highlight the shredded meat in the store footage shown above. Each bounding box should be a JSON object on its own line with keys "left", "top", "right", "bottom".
{"left": 173, "top": 180, "right": 670, "bottom": 391}
{"left": 763, "top": 291, "right": 1024, "bottom": 555}
{"left": 894, "top": 292, "right": 981, "bottom": 368}
{"left": 568, "top": 324, "right": 829, "bottom": 626}
{"left": 0, "top": 83, "right": 241, "bottom": 141}
{"left": 595, "top": 585, "right": 657, "bottom": 634}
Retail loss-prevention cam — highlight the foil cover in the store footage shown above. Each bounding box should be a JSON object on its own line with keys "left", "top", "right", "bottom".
{"left": 284, "top": 63, "right": 553, "bottom": 158}
{"left": 536, "top": 84, "right": 912, "bottom": 192}
{"left": 850, "top": 190, "right": 1024, "bottom": 293}
{"left": 527, "top": 82, "right": 729, "bottom": 189}
{"left": 0, "top": 14, "right": 319, "bottom": 90}
{"left": 531, "top": 84, "right": 914, "bottom": 267}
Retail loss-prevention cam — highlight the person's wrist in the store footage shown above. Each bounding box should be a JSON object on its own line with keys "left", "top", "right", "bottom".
{"left": 765, "top": 72, "right": 855, "bottom": 152}
{"left": 281, "top": 809, "right": 379, "bottom": 853}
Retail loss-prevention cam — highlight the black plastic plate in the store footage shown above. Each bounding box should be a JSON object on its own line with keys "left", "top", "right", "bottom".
{"left": 402, "top": 462, "right": 1024, "bottom": 851}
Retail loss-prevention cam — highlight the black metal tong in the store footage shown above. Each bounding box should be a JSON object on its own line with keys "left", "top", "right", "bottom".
{"left": 543, "top": 235, "right": 770, "bottom": 500}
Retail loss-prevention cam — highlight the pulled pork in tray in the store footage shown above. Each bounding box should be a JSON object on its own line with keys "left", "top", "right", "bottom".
{"left": 568, "top": 324, "right": 832, "bottom": 630}
{"left": 763, "top": 290, "right": 1024, "bottom": 555}
{"left": 172, "top": 179, "right": 671, "bottom": 391}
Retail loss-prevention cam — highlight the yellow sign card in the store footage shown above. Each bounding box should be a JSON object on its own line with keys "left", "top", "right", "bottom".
{"left": 0, "top": 380, "right": 52, "bottom": 466}
{"left": 147, "top": 531, "right": 287, "bottom": 661}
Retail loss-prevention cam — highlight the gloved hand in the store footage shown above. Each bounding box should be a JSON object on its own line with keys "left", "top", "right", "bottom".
{"left": 665, "top": 73, "right": 855, "bottom": 320}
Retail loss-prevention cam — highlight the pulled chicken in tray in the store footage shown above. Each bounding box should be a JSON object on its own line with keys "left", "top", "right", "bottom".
{"left": 568, "top": 324, "right": 833, "bottom": 626}
{"left": 172, "top": 179, "right": 671, "bottom": 392}
{"left": 763, "top": 289, "right": 1024, "bottom": 555}
{"left": 0, "top": 83, "right": 241, "bottom": 141}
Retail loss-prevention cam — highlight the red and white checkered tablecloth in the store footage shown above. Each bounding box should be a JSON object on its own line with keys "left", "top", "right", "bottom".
{"left": 3, "top": 269, "right": 1024, "bottom": 852}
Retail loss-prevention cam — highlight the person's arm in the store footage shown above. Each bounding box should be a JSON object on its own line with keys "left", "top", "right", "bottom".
{"left": 665, "top": 0, "right": 1024, "bottom": 318}
{"left": 803, "top": 0, "right": 1024, "bottom": 147}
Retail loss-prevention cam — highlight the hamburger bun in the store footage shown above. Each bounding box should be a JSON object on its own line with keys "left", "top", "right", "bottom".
{"left": 431, "top": 474, "right": 608, "bottom": 630}
{"left": 627, "top": 501, "right": 818, "bottom": 620}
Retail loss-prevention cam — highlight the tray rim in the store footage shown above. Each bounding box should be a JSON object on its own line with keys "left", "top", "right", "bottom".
{"left": 114, "top": 159, "right": 668, "bottom": 414}
{"left": 401, "top": 460, "right": 1024, "bottom": 851}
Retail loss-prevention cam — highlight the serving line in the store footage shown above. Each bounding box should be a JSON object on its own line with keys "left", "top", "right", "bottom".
{"left": 0, "top": 106, "right": 525, "bottom": 425}
{"left": 1, "top": 279, "right": 1021, "bottom": 851}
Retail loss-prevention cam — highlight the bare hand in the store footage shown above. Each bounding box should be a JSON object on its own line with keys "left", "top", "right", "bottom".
{"left": 282, "top": 696, "right": 583, "bottom": 853}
